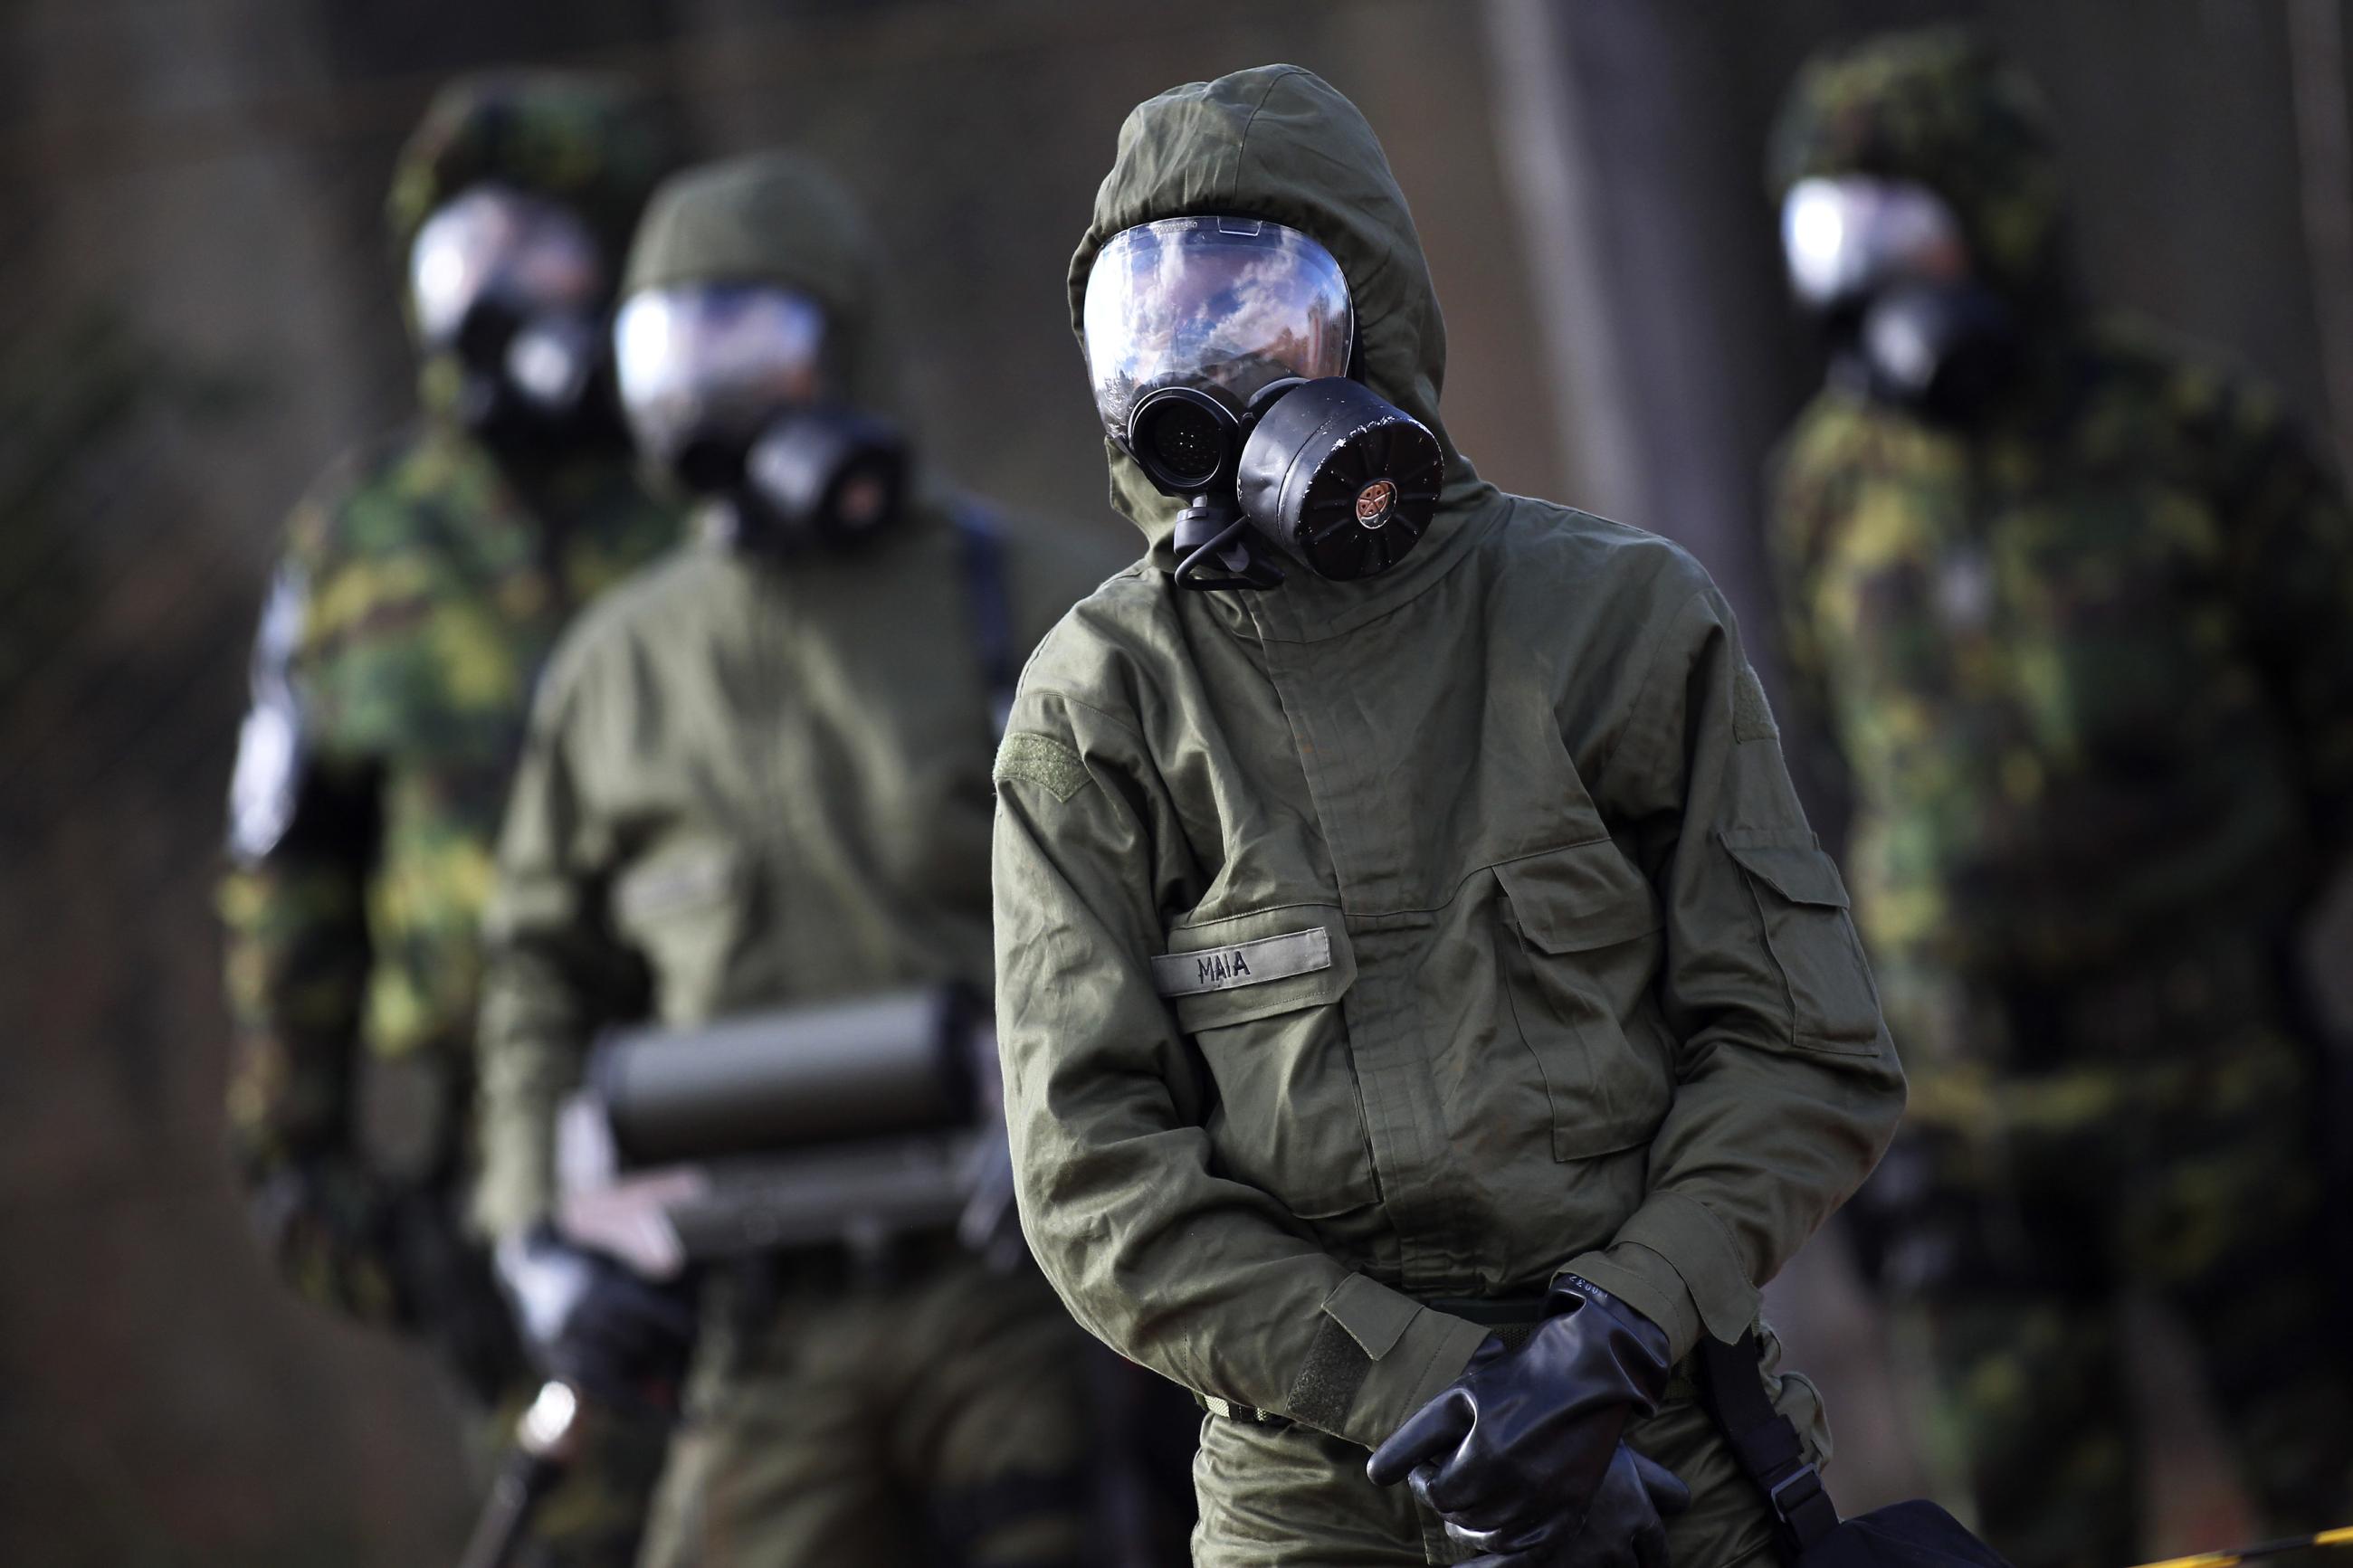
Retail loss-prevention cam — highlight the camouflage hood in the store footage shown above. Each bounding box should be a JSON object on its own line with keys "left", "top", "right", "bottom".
{"left": 624, "top": 151, "right": 908, "bottom": 426}
{"left": 386, "top": 69, "right": 673, "bottom": 270}
{"left": 1066, "top": 65, "right": 1480, "bottom": 565}
{"left": 1768, "top": 26, "right": 2071, "bottom": 312}
{"left": 388, "top": 71, "right": 673, "bottom": 422}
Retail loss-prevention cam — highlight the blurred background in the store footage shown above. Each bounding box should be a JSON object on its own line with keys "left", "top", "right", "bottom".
{"left": 3, "top": 0, "right": 2348, "bottom": 1563}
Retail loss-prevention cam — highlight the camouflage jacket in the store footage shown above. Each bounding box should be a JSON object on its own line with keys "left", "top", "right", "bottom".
{"left": 220, "top": 421, "right": 678, "bottom": 1179}
{"left": 1770, "top": 317, "right": 2353, "bottom": 977}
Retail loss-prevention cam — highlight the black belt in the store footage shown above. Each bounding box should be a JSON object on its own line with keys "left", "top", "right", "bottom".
{"left": 1429, "top": 1293, "right": 1549, "bottom": 1336}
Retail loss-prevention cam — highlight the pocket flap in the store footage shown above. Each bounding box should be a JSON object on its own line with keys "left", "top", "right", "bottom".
{"left": 1720, "top": 833, "right": 1851, "bottom": 909}
{"left": 1493, "top": 841, "right": 1662, "bottom": 955}
{"left": 1161, "top": 905, "right": 1356, "bottom": 1032}
{"left": 1321, "top": 1273, "right": 1420, "bottom": 1361}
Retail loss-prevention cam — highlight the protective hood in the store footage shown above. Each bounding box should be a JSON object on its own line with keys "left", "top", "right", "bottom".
{"left": 389, "top": 71, "right": 673, "bottom": 428}
{"left": 387, "top": 70, "right": 673, "bottom": 270}
{"left": 1068, "top": 65, "right": 1479, "bottom": 565}
{"left": 1767, "top": 27, "right": 2071, "bottom": 314}
{"left": 623, "top": 151, "right": 906, "bottom": 426}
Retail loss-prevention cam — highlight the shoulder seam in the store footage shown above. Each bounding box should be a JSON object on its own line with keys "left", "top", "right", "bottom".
{"left": 1590, "top": 580, "right": 1717, "bottom": 788}
{"left": 1013, "top": 686, "right": 1155, "bottom": 750}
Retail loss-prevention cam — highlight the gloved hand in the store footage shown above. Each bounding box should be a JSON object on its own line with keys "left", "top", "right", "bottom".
{"left": 1367, "top": 1276, "right": 1681, "bottom": 1566}
{"left": 1444, "top": 1441, "right": 1688, "bottom": 1568}
{"left": 493, "top": 1222, "right": 698, "bottom": 1412}
{"left": 245, "top": 1155, "right": 408, "bottom": 1326}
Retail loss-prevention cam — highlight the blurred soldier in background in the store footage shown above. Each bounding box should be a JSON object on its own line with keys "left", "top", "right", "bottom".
{"left": 218, "top": 71, "right": 681, "bottom": 1566}
{"left": 471, "top": 150, "right": 1141, "bottom": 1568}
{"left": 1767, "top": 27, "right": 2353, "bottom": 1568}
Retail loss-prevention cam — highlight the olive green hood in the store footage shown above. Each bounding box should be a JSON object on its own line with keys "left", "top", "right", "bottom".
{"left": 1768, "top": 26, "right": 2072, "bottom": 311}
{"left": 624, "top": 150, "right": 907, "bottom": 423}
{"left": 1068, "top": 65, "right": 1481, "bottom": 567}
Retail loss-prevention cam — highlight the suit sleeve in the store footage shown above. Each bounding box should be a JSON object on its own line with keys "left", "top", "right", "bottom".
{"left": 1763, "top": 426, "right": 1856, "bottom": 831}
{"left": 992, "top": 694, "right": 1487, "bottom": 1449}
{"left": 218, "top": 522, "right": 379, "bottom": 1180}
{"left": 2224, "top": 396, "right": 2353, "bottom": 873}
{"left": 1569, "top": 583, "right": 1907, "bottom": 1358}
{"left": 472, "top": 644, "right": 643, "bottom": 1239}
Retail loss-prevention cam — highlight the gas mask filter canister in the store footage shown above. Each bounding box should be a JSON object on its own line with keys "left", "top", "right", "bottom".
{"left": 614, "top": 282, "right": 909, "bottom": 553}
{"left": 1084, "top": 216, "right": 1443, "bottom": 590}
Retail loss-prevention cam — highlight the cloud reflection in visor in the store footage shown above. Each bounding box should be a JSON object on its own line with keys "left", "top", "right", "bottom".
{"left": 1082, "top": 215, "right": 1354, "bottom": 447}
{"left": 614, "top": 282, "right": 827, "bottom": 470}
{"left": 409, "top": 183, "right": 606, "bottom": 347}
{"left": 1781, "top": 175, "right": 1968, "bottom": 310}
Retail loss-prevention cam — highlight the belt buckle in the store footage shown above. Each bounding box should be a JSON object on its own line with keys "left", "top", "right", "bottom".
{"left": 1196, "top": 1392, "right": 1291, "bottom": 1428}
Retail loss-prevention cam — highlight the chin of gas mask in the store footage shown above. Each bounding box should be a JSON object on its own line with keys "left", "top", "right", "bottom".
{"left": 1124, "top": 375, "right": 1443, "bottom": 592}
{"left": 686, "top": 407, "right": 910, "bottom": 556}
{"left": 1839, "top": 280, "right": 2020, "bottom": 425}
{"left": 448, "top": 301, "right": 624, "bottom": 449}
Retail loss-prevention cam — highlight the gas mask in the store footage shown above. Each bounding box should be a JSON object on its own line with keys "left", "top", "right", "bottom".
{"left": 614, "top": 282, "right": 907, "bottom": 555}
{"left": 1083, "top": 216, "right": 1443, "bottom": 590}
{"left": 1781, "top": 176, "right": 2019, "bottom": 423}
{"left": 409, "top": 184, "right": 622, "bottom": 448}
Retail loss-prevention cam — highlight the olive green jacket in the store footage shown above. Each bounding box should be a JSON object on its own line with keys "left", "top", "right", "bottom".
{"left": 991, "top": 65, "right": 1906, "bottom": 1454}
{"left": 472, "top": 152, "right": 1129, "bottom": 1235}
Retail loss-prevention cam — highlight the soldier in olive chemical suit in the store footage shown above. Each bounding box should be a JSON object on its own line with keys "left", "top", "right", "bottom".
{"left": 219, "top": 70, "right": 681, "bottom": 1566}
{"left": 1767, "top": 28, "right": 2353, "bottom": 1568}
{"left": 471, "top": 149, "right": 1138, "bottom": 1568}
{"left": 992, "top": 64, "right": 1908, "bottom": 1568}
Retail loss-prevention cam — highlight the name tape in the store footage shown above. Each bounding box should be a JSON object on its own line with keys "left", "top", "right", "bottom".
{"left": 1151, "top": 927, "right": 1332, "bottom": 998}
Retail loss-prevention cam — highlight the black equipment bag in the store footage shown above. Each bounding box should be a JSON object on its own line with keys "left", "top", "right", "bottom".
{"left": 1698, "top": 1333, "right": 2013, "bottom": 1568}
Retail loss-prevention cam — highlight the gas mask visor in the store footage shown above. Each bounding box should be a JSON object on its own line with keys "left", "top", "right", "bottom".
{"left": 1083, "top": 215, "right": 1354, "bottom": 463}
{"left": 409, "top": 184, "right": 612, "bottom": 430}
{"left": 1779, "top": 175, "right": 1967, "bottom": 312}
{"left": 1083, "top": 216, "right": 1440, "bottom": 589}
{"left": 615, "top": 282, "right": 905, "bottom": 548}
{"left": 1781, "top": 175, "right": 2016, "bottom": 421}
{"left": 614, "top": 282, "right": 825, "bottom": 486}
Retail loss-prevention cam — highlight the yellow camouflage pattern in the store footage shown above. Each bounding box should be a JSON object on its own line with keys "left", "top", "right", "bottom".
{"left": 1767, "top": 30, "right": 2353, "bottom": 1568}
{"left": 1769, "top": 25, "right": 2353, "bottom": 979}
{"left": 1773, "top": 316, "right": 2353, "bottom": 978}
{"left": 223, "top": 421, "right": 677, "bottom": 1175}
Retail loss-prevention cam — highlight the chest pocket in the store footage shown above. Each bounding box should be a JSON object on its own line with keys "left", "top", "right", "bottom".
{"left": 1495, "top": 841, "right": 1672, "bottom": 1161}
{"left": 1158, "top": 905, "right": 1376, "bottom": 1220}
{"left": 610, "top": 842, "right": 755, "bottom": 1026}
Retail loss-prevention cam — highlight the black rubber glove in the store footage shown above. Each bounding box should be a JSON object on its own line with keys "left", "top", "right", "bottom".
{"left": 1446, "top": 1442, "right": 1689, "bottom": 1568}
{"left": 1367, "top": 1275, "right": 1680, "bottom": 1563}
{"left": 493, "top": 1222, "right": 698, "bottom": 1412}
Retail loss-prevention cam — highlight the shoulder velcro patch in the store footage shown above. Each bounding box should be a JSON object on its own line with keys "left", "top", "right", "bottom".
{"left": 1732, "top": 661, "right": 1779, "bottom": 742}
{"left": 994, "top": 731, "right": 1090, "bottom": 802}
